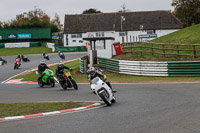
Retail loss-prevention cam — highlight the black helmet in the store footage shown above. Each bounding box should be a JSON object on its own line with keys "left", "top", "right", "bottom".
{"left": 18, "top": 55, "right": 20, "bottom": 58}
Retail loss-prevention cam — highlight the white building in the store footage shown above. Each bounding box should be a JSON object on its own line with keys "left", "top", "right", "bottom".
{"left": 63, "top": 10, "right": 182, "bottom": 46}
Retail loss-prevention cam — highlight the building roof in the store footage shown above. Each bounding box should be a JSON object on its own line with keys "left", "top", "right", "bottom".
{"left": 64, "top": 10, "right": 182, "bottom": 34}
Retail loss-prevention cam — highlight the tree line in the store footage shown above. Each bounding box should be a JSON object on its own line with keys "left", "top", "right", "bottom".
{"left": 172, "top": 0, "right": 200, "bottom": 27}
{"left": 0, "top": 7, "right": 62, "bottom": 32}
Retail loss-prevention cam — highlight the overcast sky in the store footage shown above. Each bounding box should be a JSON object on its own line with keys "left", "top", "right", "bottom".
{"left": 0, "top": 0, "right": 174, "bottom": 25}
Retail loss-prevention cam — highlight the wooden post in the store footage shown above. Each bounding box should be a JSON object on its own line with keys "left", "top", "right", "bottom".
{"left": 193, "top": 45, "right": 197, "bottom": 58}
{"left": 176, "top": 45, "right": 180, "bottom": 57}
{"left": 162, "top": 44, "right": 165, "bottom": 58}
{"left": 133, "top": 36, "right": 134, "bottom": 42}
{"left": 130, "top": 36, "right": 132, "bottom": 42}
{"left": 140, "top": 44, "right": 143, "bottom": 57}
{"left": 152, "top": 43, "right": 154, "bottom": 57}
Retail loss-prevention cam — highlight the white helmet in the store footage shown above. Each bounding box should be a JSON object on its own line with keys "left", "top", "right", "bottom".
{"left": 88, "top": 67, "right": 96, "bottom": 76}
{"left": 40, "top": 60, "right": 45, "bottom": 65}
{"left": 59, "top": 61, "right": 64, "bottom": 67}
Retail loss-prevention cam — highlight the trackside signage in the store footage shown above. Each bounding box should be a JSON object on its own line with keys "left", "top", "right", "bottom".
{"left": 7, "top": 34, "right": 17, "bottom": 39}
{"left": 18, "top": 34, "right": 31, "bottom": 39}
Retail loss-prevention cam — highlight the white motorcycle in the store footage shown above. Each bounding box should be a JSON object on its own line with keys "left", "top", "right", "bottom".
{"left": 90, "top": 77, "right": 116, "bottom": 106}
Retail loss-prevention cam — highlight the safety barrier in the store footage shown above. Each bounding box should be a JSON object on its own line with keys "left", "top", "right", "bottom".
{"left": 119, "top": 60, "right": 168, "bottom": 76}
{"left": 55, "top": 46, "right": 86, "bottom": 52}
{"left": 98, "top": 57, "right": 119, "bottom": 73}
{"left": 80, "top": 56, "right": 88, "bottom": 74}
{"left": 0, "top": 42, "right": 47, "bottom": 48}
{"left": 97, "top": 57, "right": 200, "bottom": 77}
{"left": 168, "top": 61, "right": 200, "bottom": 77}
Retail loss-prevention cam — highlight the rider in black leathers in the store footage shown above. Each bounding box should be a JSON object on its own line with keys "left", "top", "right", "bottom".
{"left": 38, "top": 60, "right": 49, "bottom": 76}
{"left": 56, "top": 61, "right": 72, "bottom": 81}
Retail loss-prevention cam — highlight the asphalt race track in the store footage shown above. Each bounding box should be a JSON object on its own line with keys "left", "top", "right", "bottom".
{"left": 1, "top": 52, "right": 200, "bottom": 133}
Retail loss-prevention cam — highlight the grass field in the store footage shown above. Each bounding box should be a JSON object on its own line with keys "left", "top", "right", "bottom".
{"left": 0, "top": 47, "right": 52, "bottom": 56}
{"left": 0, "top": 102, "right": 92, "bottom": 118}
{"left": 151, "top": 24, "right": 200, "bottom": 44}
{"left": 117, "top": 24, "right": 200, "bottom": 61}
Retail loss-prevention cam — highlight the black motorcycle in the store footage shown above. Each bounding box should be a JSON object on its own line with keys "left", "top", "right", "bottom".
{"left": 43, "top": 53, "right": 50, "bottom": 60}
{"left": 59, "top": 71, "right": 78, "bottom": 90}
{"left": 21, "top": 55, "right": 30, "bottom": 62}
{"left": 0, "top": 57, "right": 7, "bottom": 65}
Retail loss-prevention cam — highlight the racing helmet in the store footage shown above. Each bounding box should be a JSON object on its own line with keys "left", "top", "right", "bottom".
{"left": 59, "top": 61, "right": 64, "bottom": 67}
{"left": 89, "top": 67, "right": 96, "bottom": 77}
{"left": 40, "top": 60, "right": 45, "bottom": 66}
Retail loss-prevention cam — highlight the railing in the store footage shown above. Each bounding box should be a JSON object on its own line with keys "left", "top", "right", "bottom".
{"left": 122, "top": 42, "right": 200, "bottom": 58}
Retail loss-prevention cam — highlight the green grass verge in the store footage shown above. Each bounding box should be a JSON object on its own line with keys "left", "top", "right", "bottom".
{"left": 0, "top": 47, "right": 52, "bottom": 56}
{"left": 14, "top": 59, "right": 88, "bottom": 82}
{"left": 0, "top": 102, "right": 92, "bottom": 118}
{"left": 151, "top": 24, "right": 200, "bottom": 44}
{"left": 14, "top": 59, "right": 200, "bottom": 83}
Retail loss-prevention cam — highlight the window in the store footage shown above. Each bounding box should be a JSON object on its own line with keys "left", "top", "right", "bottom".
{"left": 147, "top": 30, "right": 156, "bottom": 34}
{"left": 77, "top": 33, "right": 82, "bottom": 38}
{"left": 71, "top": 33, "right": 82, "bottom": 38}
{"left": 119, "top": 32, "right": 127, "bottom": 36}
{"left": 96, "top": 32, "right": 105, "bottom": 37}
{"left": 72, "top": 40, "right": 76, "bottom": 42}
{"left": 71, "top": 34, "right": 77, "bottom": 38}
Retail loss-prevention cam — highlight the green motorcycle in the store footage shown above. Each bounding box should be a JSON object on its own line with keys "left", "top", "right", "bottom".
{"left": 36, "top": 69, "right": 55, "bottom": 87}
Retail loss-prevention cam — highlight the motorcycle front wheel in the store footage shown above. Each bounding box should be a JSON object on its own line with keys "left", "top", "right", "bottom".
{"left": 71, "top": 80, "right": 78, "bottom": 90}
{"left": 60, "top": 81, "right": 67, "bottom": 90}
{"left": 50, "top": 78, "right": 55, "bottom": 87}
{"left": 98, "top": 89, "right": 111, "bottom": 106}
{"left": 38, "top": 78, "right": 44, "bottom": 87}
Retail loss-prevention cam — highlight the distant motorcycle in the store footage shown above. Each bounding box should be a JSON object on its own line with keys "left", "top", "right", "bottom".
{"left": 59, "top": 52, "right": 65, "bottom": 59}
{"left": 90, "top": 77, "right": 116, "bottom": 106}
{"left": 0, "top": 57, "right": 7, "bottom": 65}
{"left": 59, "top": 71, "right": 78, "bottom": 90}
{"left": 21, "top": 55, "right": 30, "bottom": 62}
{"left": 43, "top": 53, "right": 50, "bottom": 60}
{"left": 14, "top": 58, "right": 21, "bottom": 69}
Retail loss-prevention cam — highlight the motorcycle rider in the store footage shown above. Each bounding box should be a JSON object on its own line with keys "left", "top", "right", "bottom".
{"left": 14, "top": 55, "right": 21, "bottom": 67}
{"left": 56, "top": 61, "right": 72, "bottom": 81}
{"left": 58, "top": 51, "right": 65, "bottom": 58}
{"left": 87, "top": 67, "right": 116, "bottom": 93}
{"left": 38, "top": 60, "right": 49, "bottom": 77}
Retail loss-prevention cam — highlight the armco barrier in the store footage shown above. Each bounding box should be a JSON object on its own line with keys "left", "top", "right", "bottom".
{"left": 168, "top": 61, "right": 200, "bottom": 76}
{"left": 98, "top": 57, "right": 119, "bottom": 73}
{"left": 98, "top": 57, "right": 200, "bottom": 77}
{"left": 0, "top": 43, "right": 5, "bottom": 48}
{"left": 119, "top": 60, "right": 168, "bottom": 76}
{"left": 55, "top": 46, "right": 86, "bottom": 52}
{"left": 0, "top": 42, "right": 47, "bottom": 48}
